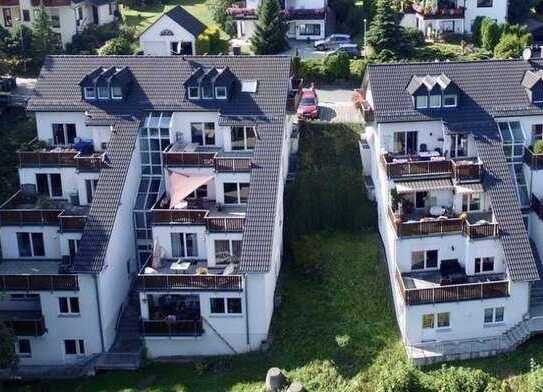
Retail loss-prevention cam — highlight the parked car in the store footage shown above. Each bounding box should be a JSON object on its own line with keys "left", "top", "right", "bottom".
{"left": 314, "top": 34, "right": 352, "bottom": 51}
{"left": 327, "top": 43, "right": 360, "bottom": 58}
{"left": 297, "top": 88, "right": 319, "bottom": 120}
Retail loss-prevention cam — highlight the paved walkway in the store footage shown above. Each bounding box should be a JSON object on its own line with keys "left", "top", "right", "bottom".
{"left": 316, "top": 86, "right": 363, "bottom": 123}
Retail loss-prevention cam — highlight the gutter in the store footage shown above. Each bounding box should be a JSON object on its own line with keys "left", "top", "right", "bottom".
{"left": 92, "top": 274, "right": 106, "bottom": 352}
{"left": 243, "top": 273, "right": 250, "bottom": 347}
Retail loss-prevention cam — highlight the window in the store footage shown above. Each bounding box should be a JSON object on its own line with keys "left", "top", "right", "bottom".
{"left": 16, "top": 339, "right": 31, "bottom": 356}
{"left": 17, "top": 232, "right": 45, "bottom": 257}
{"left": 85, "top": 179, "right": 99, "bottom": 204}
{"left": 241, "top": 80, "right": 258, "bottom": 93}
{"left": 484, "top": 307, "right": 504, "bottom": 324}
{"left": 411, "top": 250, "right": 438, "bottom": 270}
{"left": 59, "top": 297, "right": 80, "bottom": 315}
{"left": 140, "top": 112, "right": 171, "bottom": 175}
{"left": 450, "top": 133, "right": 468, "bottom": 157}
{"left": 188, "top": 86, "right": 199, "bottom": 99}
{"left": 201, "top": 84, "right": 213, "bottom": 99}
{"left": 215, "top": 86, "right": 227, "bottom": 99}
{"left": 68, "top": 239, "right": 80, "bottom": 258}
{"left": 22, "top": 9, "right": 30, "bottom": 22}
{"left": 429, "top": 94, "right": 442, "bottom": 108}
{"left": 170, "top": 41, "right": 180, "bottom": 54}
{"left": 171, "top": 233, "right": 198, "bottom": 258}
{"left": 64, "top": 339, "right": 85, "bottom": 355}
{"left": 84, "top": 87, "right": 96, "bottom": 99}
{"left": 52, "top": 123, "right": 77, "bottom": 145}
{"left": 231, "top": 126, "right": 256, "bottom": 150}
{"left": 443, "top": 94, "right": 458, "bottom": 107}
{"left": 186, "top": 184, "right": 207, "bottom": 200}
{"left": 49, "top": 10, "right": 60, "bottom": 28}
{"left": 422, "top": 314, "right": 434, "bottom": 329}
{"left": 160, "top": 29, "right": 174, "bottom": 36}
{"left": 76, "top": 6, "right": 83, "bottom": 20}
{"left": 393, "top": 131, "right": 418, "bottom": 155}
{"left": 462, "top": 193, "right": 482, "bottom": 212}
{"left": 532, "top": 124, "right": 543, "bottom": 142}
{"left": 215, "top": 239, "right": 242, "bottom": 263}
{"left": 2, "top": 8, "right": 12, "bottom": 27}
{"left": 210, "top": 298, "right": 242, "bottom": 314}
{"left": 299, "top": 23, "right": 321, "bottom": 36}
{"left": 223, "top": 182, "right": 250, "bottom": 204}
{"left": 191, "top": 122, "right": 215, "bottom": 146}
{"left": 36, "top": 173, "right": 62, "bottom": 197}
{"left": 415, "top": 94, "right": 428, "bottom": 109}
{"left": 477, "top": 0, "right": 493, "bottom": 7}
{"left": 422, "top": 313, "right": 450, "bottom": 329}
{"left": 111, "top": 86, "right": 123, "bottom": 99}
{"left": 97, "top": 86, "right": 109, "bottom": 99}
{"left": 475, "top": 257, "right": 494, "bottom": 273}
{"left": 437, "top": 312, "right": 450, "bottom": 328}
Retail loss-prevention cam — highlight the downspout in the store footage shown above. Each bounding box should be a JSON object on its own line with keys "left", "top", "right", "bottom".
{"left": 243, "top": 273, "right": 250, "bottom": 347}
{"left": 93, "top": 273, "right": 106, "bottom": 352}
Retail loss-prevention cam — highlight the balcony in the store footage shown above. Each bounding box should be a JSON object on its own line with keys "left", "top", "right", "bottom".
{"left": 136, "top": 256, "right": 243, "bottom": 291}
{"left": 17, "top": 142, "right": 107, "bottom": 172}
{"left": 0, "top": 311, "right": 46, "bottom": 336}
{"left": 412, "top": 2, "right": 465, "bottom": 19}
{"left": 163, "top": 143, "right": 252, "bottom": 172}
{"left": 227, "top": 3, "right": 257, "bottom": 19}
{"left": 396, "top": 264, "right": 509, "bottom": 306}
{"left": 284, "top": 8, "right": 326, "bottom": 20}
{"left": 0, "top": 191, "right": 89, "bottom": 228}
{"left": 141, "top": 319, "right": 204, "bottom": 337}
{"left": 451, "top": 158, "right": 483, "bottom": 183}
{"left": 524, "top": 146, "right": 543, "bottom": 170}
{"left": 0, "top": 260, "right": 79, "bottom": 291}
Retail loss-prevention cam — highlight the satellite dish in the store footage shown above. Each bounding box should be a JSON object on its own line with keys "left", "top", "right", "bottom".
{"left": 523, "top": 47, "right": 533, "bottom": 61}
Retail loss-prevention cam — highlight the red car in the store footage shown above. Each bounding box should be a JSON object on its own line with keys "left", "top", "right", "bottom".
{"left": 297, "top": 88, "right": 319, "bottom": 120}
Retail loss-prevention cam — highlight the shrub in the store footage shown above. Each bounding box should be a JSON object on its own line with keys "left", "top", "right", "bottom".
{"left": 527, "top": 359, "right": 543, "bottom": 392}
{"left": 374, "top": 360, "right": 420, "bottom": 392}
{"left": 0, "top": 322, "right": 17, "bottom": 369}
{"left": 481, "top": 19, "right": 501, "bottom": 52}
{"left": 349, "top": 59, "right": 368, "bottom": 83}
{"left": 196, "top": 27, "right": 229, "bottom": 54}
{"left": 430, "top": 366, "right": 493, "bottom": 392}
{"left": 403, "top": 27, "right": 425, "bottom": 47}
{"left": 323, "top": 51, "right": 350, "bottom": 80}
{"left": 98, "top": 36, "right": 133, "bottom": 55}
{"left": 299, "top": 59, "right": 327, "bottom": 82}
{"left": 534, "top": 140, "right": 543, "bottom": 155}
{"left": 494, "top": 33, "right": 530, "bottom": 59}
{"left": 471, "top": 16, "right": 486, "bottom": 46}
{"left": 66, "top": 23, "right": 119, "bottom": 54}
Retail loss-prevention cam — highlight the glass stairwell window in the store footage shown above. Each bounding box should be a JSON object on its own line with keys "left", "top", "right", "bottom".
{"left": 498, "top": 121, "right": 529, "bottom": 207}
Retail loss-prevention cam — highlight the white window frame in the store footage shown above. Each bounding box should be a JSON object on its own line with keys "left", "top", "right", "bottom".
{"left": 484, "top": 307, "right": 504, "bottom": 324}
{"left": 190, "top": 122, "right": 215, "bottom": 146}
{"left": 97, "top": 86, "right": 109, "bottom": 99}
{"left": 422, "top": 312, "right": 450, "bottom": 329}
{"left": 209, "top": 297, "right": 242, "bottom": 315}
{"left": 171, "top": 232, "right": 198, "bottom": 258}
{"left": 462, "top": 192, "right": 482, "bottom": 212}
{"left": 474, "top": 257, "right": 495, "bottom": 274}
{"left": 215, "top": 86, "right": 227, "bottom": 99}
{"left": 429, "top": 94, "right": 442, "bottom": 108}
{"left": 201, "top": 85, "right": 213, "bottom": 99}
{"left": 17, "top": 232, "right": 45, "bottom": 257}
{"left": 415, "top": 95, "right": 428, "bottom": 109}
{"left": 15, "top": 339, "right": 32, "bottom": 357}
{"left": 411, "top": 250, "right": 439, "bottom": 270}
{"left": 36, "top": 173, "right": 63, "bottom": 198}
{"left": 110, "top": 86, "right": 123, "bottom": 100}
{"left": 63, "top": 339, "right": 85, "bottom": 356}
{"left": 231, "top": 126, "right": 256, "bottom": 150}
{"left": 443, "top": 94, "right": 458, "bottom": 107}
{"left": 58, "top": 296, "right": 80, "bottom": 315}
{"left": 188, "top": 86, "right": 199, "bottom": 99}
{"left": 214, "top": 239, "right": 242, "bottom": 264}
{"left": 223, "top": 182, "right": 249, "bottom": 205}
{"left": 84, "top": 87, "right": 96, "bottom": 100}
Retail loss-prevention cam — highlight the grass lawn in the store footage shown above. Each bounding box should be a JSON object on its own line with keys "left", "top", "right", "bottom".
{"left": 120, "top": 0, "right": 224, "bottom": 36}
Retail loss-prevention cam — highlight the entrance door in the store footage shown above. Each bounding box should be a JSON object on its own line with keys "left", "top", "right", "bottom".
{"left": 92, "top": 5, "right": 98, "bottom": 24}
{"left": 180, "top": 42, "right": 192, "bottom": 55}
{"left": 3, "top": 8, "right": 12, "bottom": 27}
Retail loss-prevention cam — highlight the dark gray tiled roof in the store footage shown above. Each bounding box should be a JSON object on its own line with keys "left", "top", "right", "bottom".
{"left": 28, "top": 55, "right": 290, "bottom": 117}
{"left": 29, "top": 55, "right": 290, "bottom": 273}
{"left": 72, "top": 117, "right": 140, "bottom": 273}
{"left": 366, "top": 59, "right": 543, "bottom": 123}
{"left": 473, "top": 124, "right": 540, "bottom": 282}
{"left": 165, "top": 5, "right": 206, "bottom": 37}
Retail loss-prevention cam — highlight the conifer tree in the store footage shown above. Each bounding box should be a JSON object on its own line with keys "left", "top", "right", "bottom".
{"left": 250, "top": 0, "right": 288, "bottom": 55}
{"left": 366, "top": 0, "right": 406, "bottom": 58}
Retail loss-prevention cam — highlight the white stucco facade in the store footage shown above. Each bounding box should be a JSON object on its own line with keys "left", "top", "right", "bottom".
{"left": 139, "top": 14, "right": 198, "bottom": 56}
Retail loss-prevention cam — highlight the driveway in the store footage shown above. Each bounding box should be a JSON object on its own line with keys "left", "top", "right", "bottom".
{"left": 315, "top": 85, "right": 363, "bottom": 123}
{"left": 282, "top": 39, "right": 327, "bottom": 60}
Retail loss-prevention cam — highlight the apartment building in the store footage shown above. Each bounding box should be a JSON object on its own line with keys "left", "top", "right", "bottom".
{"left": 360, "top": 57, "right": 543, "bottom": 365}
{"left": 401, "top": 0, "right": 507, "bottom": 37}
{"left": 0, "top": 0, "right": 117, "bottom": 47}
{"left": 228, "top": 0, "right": 327, "bottom": 41}
{"left": 0, "top": 54, "right": 291, "bottom": 368}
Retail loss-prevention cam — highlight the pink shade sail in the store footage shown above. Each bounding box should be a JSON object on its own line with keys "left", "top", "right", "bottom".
{"left": 168, "top": 171, "right": 212, "bottom": 208}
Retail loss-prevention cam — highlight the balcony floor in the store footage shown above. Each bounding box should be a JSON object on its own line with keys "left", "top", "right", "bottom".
{"left": 143, "top": 258, "right": 234, "bottom": 276}
{"left": 403, "top": 271, "right": 507, "bottom": 289}
{"left": 0, "top": 259, "right": 62, "bottom": 275}
{"left": 0, "top": 310, "right": 42, "bottom": 321}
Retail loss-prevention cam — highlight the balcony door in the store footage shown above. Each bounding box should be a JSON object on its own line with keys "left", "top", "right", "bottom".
{"left": 450, "top": 133, "right": 468, "bottom": 158}
{"left": 393, "top": 131, "right": 418, "bottom": 156}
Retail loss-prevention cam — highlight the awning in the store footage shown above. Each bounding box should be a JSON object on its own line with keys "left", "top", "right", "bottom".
{"left": 455, "top": 182, "right": 484, "bottom": 194}
{"left": 396, "top": 179, "right": 453, "bottom": 194}
{"left": 168, "top": 171, "right": 212, "bottom": 208}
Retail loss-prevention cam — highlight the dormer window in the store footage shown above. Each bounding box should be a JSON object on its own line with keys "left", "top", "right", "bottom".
{"left": 97, "top": 86, "right": 109, "bottom": 100}
{"left": 111, "top": 86, "right": 123, "bottom": 100}
{"left": 215, "top": 86, "right": 227, "bottom": 99}
{"left": 201, "top": 85, "right": 213, "bottom": 99}
{"left": 84, "top": 87, "right": 96, "bottom": 100}
{"left": 415, "top": 95, "right": 428, "bottom": 109}
{"left": 443, "top": 94, "right": 458, "bottom": 107}
{"left": 188, "top": 86, "right": 199, "bottom": 99}
{"left": 429, "top": 94, "right": 441, "bottom": 108}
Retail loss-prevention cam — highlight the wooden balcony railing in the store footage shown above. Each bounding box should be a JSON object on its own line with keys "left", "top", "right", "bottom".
{"left": 152, "top": 209, "right": 208, "bottom": 225}
{"left": 162, "top": 151, "right": 216, "bottom": 167}
{"left": 0, "top": 274, "right": 79, "bottom": 291}
{"left": 381, "top": 155, "right": 452, "bottom": 179}
{"left": 412, "top": 3, "right": 465, "bottom": 18}
{"left": 142, "top": 319, "right": 203, "bottom": 337}
{"left": 388, "top": 208, "right": 463, "bottom": 237}
{"left": 452, "top": 159, "right": 483, "bottom": 183}
{"left": 525, "top": 147, "right": 543, "bottom": 170}
{"left": 0, "top": 209, "right": 61, "bottom": 226}
{"left": 463, "top": 221, "right": 499, "bottom": 239}
{"left": 75, "top": 154, "right": 107, "bottom": 172}
{"left": 214, "top": 158, "right": 251, "bottom": 172}
{"left": 1, "top": 315, "right": 46, "bottom": 336}
{"left": 17, "top": 149, "right": 106, "bottom": 171}
{"left": 206, "top": 216, "right": 245, "bottom": 232}
{"left": 59, "top": 214, "right": 87, "bottom": 232}
{"left": 137, "top": 274, "right": 243, "bottom": 291}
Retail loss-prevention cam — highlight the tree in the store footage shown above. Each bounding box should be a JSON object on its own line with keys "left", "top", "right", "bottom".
{"left": 208, "top": 0, "right": 236, "bottom": 35}
{"left": 508, "top": 0, "right": 532, "bottom": 24}
{"left": 31, "top": 6, "right": 61, "bottom": 61}
{"left": 366, "top": 0, "right": 407, "bottom": 58}
{"left": 481, "top": 18, "right": 501, "bottom": 52}
{"left": 0, "top": 322, "right": 17, "bottom": 369}
{"left": 323, "top": 51, "right": 350, "bottom": 80}
{"left": 98, "top": 36, "right": 133, "bottom": 55}
{"left": 493, "top": 33, "right": 526, "bottom": 59}
{"left": 250, "top": 0, "right": 288, "bottom": 55}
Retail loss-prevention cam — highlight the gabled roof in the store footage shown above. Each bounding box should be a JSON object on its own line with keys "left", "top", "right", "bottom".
{"left": 140, "top": 5, "right": 206, "bottom": 38}
{"left": 522, "top": 69, "right": 543, "bottom": 89}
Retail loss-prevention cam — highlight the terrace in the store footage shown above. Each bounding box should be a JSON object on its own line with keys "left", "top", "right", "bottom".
{"left": 162, "top": 142, "right": 252, "bottom": 172}
{"left": 136, "top": 256, "right": 242, "bottom": 291}
{"left": 0, "top": 260, "right": 79, "bottom": 291}
{"left": 396, "top": 262, "right": 509, "bottom": 306}
{"left": 0, "top": 311, "right": 46, "bottom": 336}
{"left": 142, "top": 294, "right": 204, "bottom": 337}
{"left": 0, "top": 190, "right": 89, "bottom": 229}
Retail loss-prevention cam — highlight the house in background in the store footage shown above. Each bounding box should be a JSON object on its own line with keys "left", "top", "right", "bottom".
{"left": 0, "top": 0, "right": 117, "bottom": 47}
{"left": 139, "top": 6, "right": 206, "bottom": 56}
{"left": 360, "top": 56, "right": 543, "bottom": 365}
{"left": 228, "top": 0, "right": 327, "bottom": 41}
{"left": 400, "top": 0, "right": 507, "bottom": 38}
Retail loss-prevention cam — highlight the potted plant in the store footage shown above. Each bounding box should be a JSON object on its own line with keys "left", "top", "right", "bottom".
{"left": 390, "top": 188, "right": 401, "bottom": 212}
{"left": 459, "top": 211, "right": 468, "bottom": 221}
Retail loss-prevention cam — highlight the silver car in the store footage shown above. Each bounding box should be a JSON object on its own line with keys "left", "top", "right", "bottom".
{"left": 327, "top": 43, "right": 360, "bottom": 58}
{"left": 314, "top": 34, "right": 352, "bottom": 51}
